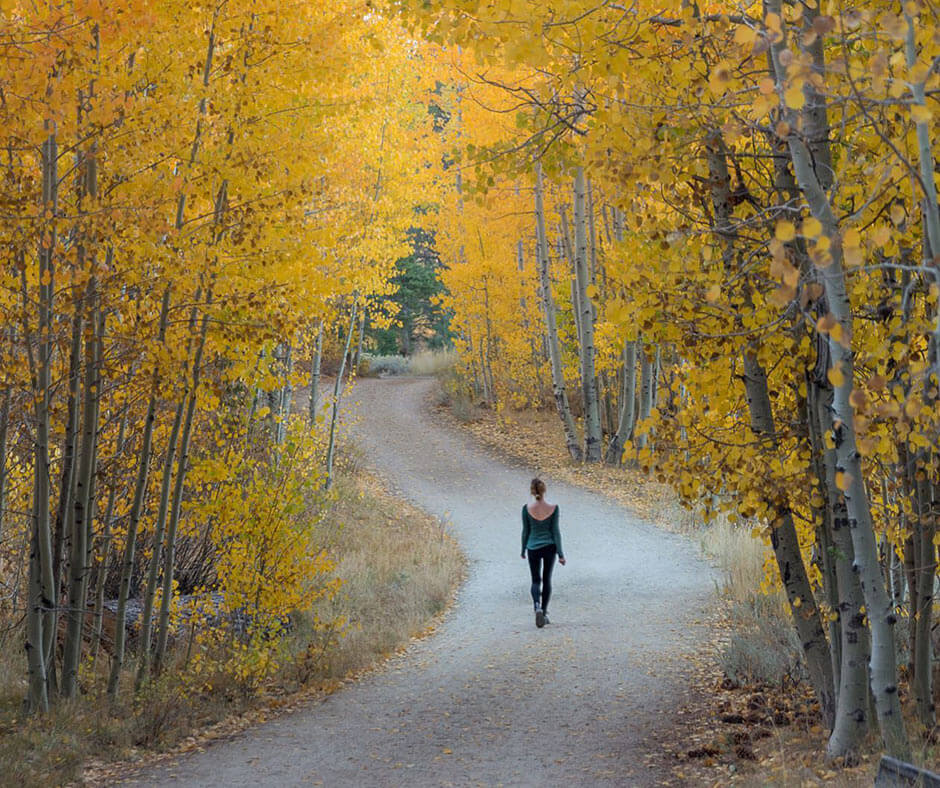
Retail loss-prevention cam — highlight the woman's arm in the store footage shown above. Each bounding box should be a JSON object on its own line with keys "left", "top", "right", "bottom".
{"left": 551, "top": 507, "right": 564, "bottom": 560}
{"left": 521, "top": 506, "right": 530, "bottom": 557}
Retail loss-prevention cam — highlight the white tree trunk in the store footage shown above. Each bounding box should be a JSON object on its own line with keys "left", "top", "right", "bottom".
{"left": 308, "top": 321, "right": 324, "bottom": 427}
{"left": 325, "top": 298, "right": 358, "bottom": 490}
{"left": 767, "top": 0, "right": 910, "bottom": 756}
{"left": 606, "top": 341, "right": 637, "bottom": 464}
{"left": 62, "top": 287, "right": 101, "bottom": 697}
{"left": 573, "top": 167, "right": 602, "bottom": 461}
{"left": 108, "top": 288, "right": 169, "bottom": 698}
{"left": 535, "top": 164, "right": 582, "bottom": 461}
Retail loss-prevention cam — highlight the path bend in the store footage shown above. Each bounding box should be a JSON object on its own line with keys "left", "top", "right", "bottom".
{"left": 133, "top": 376, "right": 713, "bottom": 787}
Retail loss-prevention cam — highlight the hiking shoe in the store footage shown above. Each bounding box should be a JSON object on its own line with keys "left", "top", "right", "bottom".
{"left": 542, "top": 612, "right": 550, "bottom": 625}
{"left": 535, "top": 609, "right": 545, "bottom": 628}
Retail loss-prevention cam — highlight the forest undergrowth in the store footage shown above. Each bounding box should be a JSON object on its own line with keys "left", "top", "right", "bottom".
{"left": 0, "top": 455, "right": 464, "bottom": 788}
{"left": 434, "top": 387, "right": 902, "bottom": 785}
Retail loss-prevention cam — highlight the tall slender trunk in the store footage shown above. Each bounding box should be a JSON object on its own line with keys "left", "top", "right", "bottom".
{"left": 353, "top": 309, "right": 366, "bottom": 373}
{"left": 62, "top": 286, "right": 101, "bottom": 697}
{"left": 559, "top": 211, "right": 583, "bottom": 349}
{"left": 606, "top": 340, "right": 637, "bottom": 464}
{"left": 154, "top": 305, "right": 211, "bottom": 675}
{"left": 135, "top": 394, "right": 186, "bottom": 690}
{"left": 911, "top": 468, "right": 936, "bottom": 729}
{"left": 573, "top": 168, "right": 602, "bottom": 461}
{"left": 137, "top": 294, "right": 202, "bottom": 691}
{"left": 815, "top": 382, "right": 870, "bottom": 758}
{"left": 707, "top": 129, "right": 834, "bottom": 728}
{"left": 308, "top": 321, "right": 324, "bottom": 427}
{"left": 108, "top": 288, "right": 170, "bottom": 698}
{"left": 806, "top": 383, "right": 841, "bottom": 693}
{"left": 905, "top": 13, "right": 940, "bottom": 388}
{"left": 325, "top": 298, "right": 358, "bottom": 490}
{"left": 535, "top": 164, "right": 581, "bottom": 461}
{"left": 743, "top": 354, "right": 836, "bottom": 729}
{"left": 0, "top": 386, "right": 10, "bottom": 542}
{"left": 635, "top": 344, "right": 655, "bottom": 451}
{"left": 51, "top": 292, "right": 84, "bottom": 682}
{"left": 92, "top": 406, "right": 128, "bottom": 663}
{"left": 905, "top": 13, "right": 939, "bottom": 731}
{"left": 275, "top": 341, "right": 293, "bottom": 446}
{"left": 25, "top": 129, "right": 59, "bottom": 713}
{"left": 766, "top": 0, "right": 909, "bottom": 756}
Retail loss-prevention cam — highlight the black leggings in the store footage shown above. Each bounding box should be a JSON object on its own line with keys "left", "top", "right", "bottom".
{"left": 527, "top": 545, "right": 557, "bottom": 611}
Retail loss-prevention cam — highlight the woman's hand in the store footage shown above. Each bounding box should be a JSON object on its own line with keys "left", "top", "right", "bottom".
{"left": 559, "top": 557, "right": 566, "bottom": 566}
{"left": 521, "top": 552, "right": 526, "bottom": 559}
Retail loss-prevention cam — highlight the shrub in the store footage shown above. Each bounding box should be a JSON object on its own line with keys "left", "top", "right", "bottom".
{"left": 361, "top": 354, "right": 409, "bottom": 376}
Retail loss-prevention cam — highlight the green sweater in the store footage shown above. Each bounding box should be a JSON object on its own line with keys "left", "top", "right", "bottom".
{"left": 521, "top": 505, "right": 564, "bottom": 559}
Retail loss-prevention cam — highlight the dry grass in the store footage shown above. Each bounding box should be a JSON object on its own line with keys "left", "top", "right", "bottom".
{"left": 407, "top": 348, "right": 457, "bottom": 377}
{"left": 302, "top": 471, "right": 464, "bottom": 681}
{"left": 0, "top": 467, "right": 464, "bottom": 787}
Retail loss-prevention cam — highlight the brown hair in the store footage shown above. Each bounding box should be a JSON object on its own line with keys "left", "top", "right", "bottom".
{"left": 530, "top": 478, "right": 546, "bottom": 501}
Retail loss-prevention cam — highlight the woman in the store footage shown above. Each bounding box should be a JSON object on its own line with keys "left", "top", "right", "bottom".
{"left": 521, "top": 478, "right": 565, "bottom": 628}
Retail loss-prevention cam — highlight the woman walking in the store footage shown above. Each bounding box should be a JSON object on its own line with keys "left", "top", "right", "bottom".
{"left": 521, "top": 478, "right": 565, "bottom": 628}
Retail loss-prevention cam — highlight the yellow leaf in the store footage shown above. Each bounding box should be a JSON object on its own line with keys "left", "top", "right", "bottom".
{"left": 802, "top": 217, "right": 822, "bottom": 238}
{"left": 734, "top": 25, "right": 757, "bottom": 47}
{"left": 842, "top": 228, "right": 861, "bottom": 248}
{"left": 911, "top": 104, "right": 932, "bottom": 123}
{"left": 827, "top": 364, "right": 845, "bottom": 387}
{"left": 890, "top": 202, "right": 906, "bottom": 226}
{"left": 585, "top": 284, "right": 598, "bottom": 299}
{"left": 835, "top": 471, "right": 852, "bottom": 492}
{"left": 705, "top": 283, "right": 721, "bottom": 302}
{"left": 775, "top": 220, "right": 796, "bottom": 242}
{"left": 784, "top": 84, "right": 805, "bottom": 109}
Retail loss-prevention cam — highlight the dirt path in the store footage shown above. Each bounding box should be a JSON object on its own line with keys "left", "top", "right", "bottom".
{"left": 134, "top": 377, "right": 714, "bottom": 787}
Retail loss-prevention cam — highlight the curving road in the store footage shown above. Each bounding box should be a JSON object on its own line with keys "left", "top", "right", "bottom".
{"left": 133, "top": 377, "right": 714, "bottom": 787}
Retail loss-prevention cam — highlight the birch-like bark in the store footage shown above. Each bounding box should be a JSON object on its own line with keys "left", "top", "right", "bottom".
{"left": 744, "top": 354, "right": 836, "bottom": 729}
{"left": 634, "top": 344, "right": 655, "bottom": 451}
{"left": 154, "top": 306, "right": 211, "bottom": 675}
{"left": 0, "top": 386, "right": 10, "bottom": 542}
{"left": 573, "top": 167, "right": 602, "bottom": 461}
{"left": 51, "top": 292, "right": 84, "bottom": 674}
{"left": 92, "top": 406, "right": 128, "bottom": 662}
{"left": 605, "top": 210, "right": 637, "bottom": 464}
{"left": 62, "top": 287, "right": 101, "bottom": 697}
{"left": 353, "top": 309, "right": 366, "bottom": 373}
{"left": 108, "top": 288, "right": 169, "bottom": 698}
{"left": 905, "top": 14, "right": 940, "bottom": 387}
{"left": 806, "top": 383, "right": 841, "bottom": 692}
{"left": 815, "top": 384, "right": 870, "bottom": 758}
{"left": 904, "top": 15, "right": 939, "bottom": 730}
{"left": 535, "top": 164, "right": 581, "bottom": 461}
{"left": 25, "top": 129, "right": 58, "bottom": 712}
{"left": 707, "top": 129, "right": 834, "bottom": 727}
{"left": 135, "top": 394, "right": 185, "bottom": 690}
{"left": 559, "top": 212, "right": 583, "bottom": 348}
{"left": 325, "top": 298, "right": 358, "bottom": 490}
{"left": 275, "top": 342, "right": 293, "bottom": 447}
{"left": 911, "top": 472, "right": 936, "bottom": 729}
{"left": 766, "top": 0, "right": 909, "bottom": 756}
{"left": 308, "top": 321, "right": 324, "bottom": 427}
{"left": 606, "top": 340, "right": 637, "bottom": 464}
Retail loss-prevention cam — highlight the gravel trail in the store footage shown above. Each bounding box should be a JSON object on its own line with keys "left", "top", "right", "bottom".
{"left": 134, "top": 377, "right": 714, "bottom": 787}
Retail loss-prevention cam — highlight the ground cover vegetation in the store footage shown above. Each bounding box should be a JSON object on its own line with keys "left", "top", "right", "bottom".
{"left": 0, "top": 0, "right": 465, "bottom": 779}
{"left": 397, "top": 0, "right": 940, "bottom": 766}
